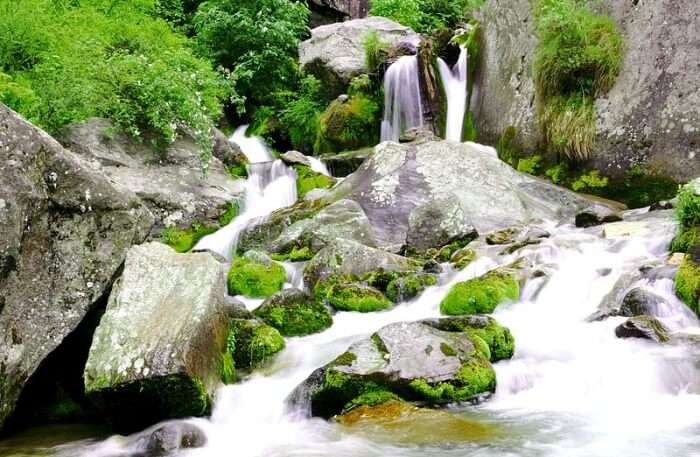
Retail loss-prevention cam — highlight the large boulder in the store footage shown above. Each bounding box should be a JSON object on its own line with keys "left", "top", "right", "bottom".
{"left": 62, "top": 118, "right": 245, "bottom": 229}
{"left": 0, "top": 105, "right": 154, "bottom": 430}
{"left": 474, "top": 0, "right": 700, "bottom": 183}
{"left": 299, "top": 17, "right": 421, "bottom": 98}
{"left": 83, "top": 243, "right": 230, "bottom": 431}
{"left": 293, "top": 319, "right": 508, "bottom": 418}
{"left": 329, "top": 139, "right": 601, "bottom": 251}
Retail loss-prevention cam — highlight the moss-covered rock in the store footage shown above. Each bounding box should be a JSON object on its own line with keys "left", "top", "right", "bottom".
{"left": 253, "top": 289, "right": 333, "bottom": 336}
{"left": 385, "top": 273, "right": 438, "bottom": 302}
{"left": 676, "top": 253, "right": 700, "bottom": 315}
{"left": 450, "top": 247, "right": 476, "bottom": 270}
{"left": 294, "top": 164, "right": 335, "bottom": 199}
{"left": 314, "top": 94, "right": 380, "bottom": 154}
{"left": 422, "top": 315, "right": 515, "bottom": 362}
{"left": 440, "top": 268, "right": 520, "bottom": 315}
{"left": 227, "top": 252, "right": 287, "bottom": 298}
{"left": 227, "top": 319, "right": 285, "bottom": 369}
{"left": 293, "top": 320, "right": 506, "bottom": 418}
{"left": 325, "top": 282, "right": 393, "bottom": 312}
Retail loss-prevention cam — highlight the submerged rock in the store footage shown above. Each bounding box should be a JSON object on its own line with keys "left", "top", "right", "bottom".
{"left": 299, "top": 17, "right": 420, "bottom": 98}
{"left": 253, "top": 289, "right": 332, "bottom": 337}
{"left": 440, "top": 268, "right": 520, "bottom": 316}
{"left": 0, "top": 105, "right": 154, "bottom": 430}
{"left": 293, "top": 319, "right": 513, "bottom": 418}
{"left": 128, "top": 420, "right": 207, "bottom": 457}
{"left": 83, "top": 243, "right": 229, "bottom": 431}
{"left": 615, "top": 316, "right": 670, "bottom": 343}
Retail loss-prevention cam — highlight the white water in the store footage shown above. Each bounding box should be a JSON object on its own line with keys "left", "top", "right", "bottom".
{"left": 74, "top": 211, "right": 700, "bottom": 457}
{"left": 437, "top": 46, "right": 469, "bottom": 142}
{"left": 380, "top": 55, "right": 424, "bottom": 142}
{"left": 193, "top": 126, "right": 297, "bottom": 259}
{"left": 307, "top": 156, "right": 331, "bottom": 177}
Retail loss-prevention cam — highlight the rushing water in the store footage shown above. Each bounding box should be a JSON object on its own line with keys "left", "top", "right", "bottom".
{"left": 380, "top": 55, "right": 425, "bottom": 142}
{"left": 193, "top": 126, "right": 297, "bottom": 259}
{"left": 48, "top": 207, "right": 700, "bottom": 457}
{"left": 437, "top": 46, "right": 468, "bottom": 142}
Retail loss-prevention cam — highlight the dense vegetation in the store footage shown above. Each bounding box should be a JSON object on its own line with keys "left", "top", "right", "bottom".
{"left": 370, "top": 0, "right": 483, "bottom": 34}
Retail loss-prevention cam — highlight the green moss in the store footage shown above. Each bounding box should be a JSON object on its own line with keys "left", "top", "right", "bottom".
{"left": 331, "top": 351, "right": 358, "bottom": 367}
{"left": 385, "top": 273, "right": 437, "bottom": 302}
{"left": 271, "top": 246, "right": 314, "bottom": 262}
{"left": 440, "top": 342, "right": 457, "bottom": 357}
{"left": 496, "top": 126, "right": 521, "bottom": 167}
{"left": 408, "top": 355, "right": 495, "bottom": 403}
{"left": 342, "top": 390, "right": 399, "bottom": 414}
{"left": 218, "top": 201, "right": 240, "bottom": 226}
{"left": 227, "top": 164, "right": 248, "bottom": 179}
{"left": 571, "top": 169, "right": 609, "bottom": 192}
{"left": 227, "top": 257, "right": 287, "bottom": 298}
{"left": 294, "top": 164, "right": 335, "bottom": 199}
{"left": 676, "top": 255, "right": 700, "bottom": 315}
{"left": 227, "top": 319, "right": 286, "bottom": 369}
{"left": 469, "top": 335, "right": 491, "bottom": 361}
{"left": 325, "top": 282, "right": 393, "bottom": 312}
{"left": 160, "top": 223, "right": 218, "bottom": 253}
{"left": 219, "top": 351, "right": 236, "bottom": 384}
{"left": 440, "top": 269, "right": 520, "bottom": 315}
{"left": 672, "top": 226, "right": 700, "bottom": 254}
{"left": 253, "top": 294, "right": 333, "bottom": 337}
{"left": 315, "top": 94, "right": 380, "bottom": 154}
{"left": 465, "top": 324, "right": 515, "bottom": 362}
{"left": 516, "top": 155, "right": 543, "bottom": 175}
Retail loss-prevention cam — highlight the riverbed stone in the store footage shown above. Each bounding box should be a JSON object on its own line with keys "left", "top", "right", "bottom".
{"left": 227, "top": 319, "right": 285, "bottom": 369}
{"left": 294, "top": 319, "right": 507, "bottom": 418}
{"left": 440, "top": 268, "right": 520, "bottom": 316}
{"left": 127, "top": 420, "right": 207, "bottom": 457}
{"left": 615, "top": 316, "right": 670, "bottom": 343}
{"left": 83, "top": 243, "right": 229, "bottom": 431}
{"left": 0, "top": 105, "right": 154, "bottom": 431}
{"left": 619, "top": 288, "right": 666, "bottom": 317}
{"left": 253, "top": 289, "right": 332, "bottom": 337}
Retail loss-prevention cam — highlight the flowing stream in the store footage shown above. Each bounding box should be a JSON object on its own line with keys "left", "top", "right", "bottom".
{"left": 380, "top": 55, "right": 425, "bottom": 142}
{"left": 437, "top": 46, "right": 468, "bottom": 142}
{"left": 60, "top": 205, "right": 700, "bottom": 457}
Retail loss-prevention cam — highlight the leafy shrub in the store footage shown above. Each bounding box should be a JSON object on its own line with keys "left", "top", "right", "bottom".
{"left": 363, "top": 31, "right": 390, "bottom": 74}
{"left": 193, "top": 0, "right": 309, "bottom": 113}
{"left": 315, "top": 94, "right": 381, "bottom": 154}
{"left": 533, "top": 0, "right": 623, "bottom": 160}
{"left": 676, "top": 184, "right": 700, "bottom": 229}
{"left": 516, "top": 155, "right": 543, "bottom": 175}
{"left": 279, "top": 75, "right": 325, "bottom": 153}
{"left": 544, "top": 163, "right": 569, "bottom": 184}
{"left": 370, "top": 0, "right": 484, "bottom": 34}
{"left": 571, "top": 170, "right": 609, "bottom": 192}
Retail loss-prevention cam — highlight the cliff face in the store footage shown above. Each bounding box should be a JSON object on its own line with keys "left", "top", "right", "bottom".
{"left": 473, "top": 0, "right": 700, "bottom": 183}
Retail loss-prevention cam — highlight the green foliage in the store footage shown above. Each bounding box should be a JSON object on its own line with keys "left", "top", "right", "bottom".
{"left": 218, "top": 201, "right": 240, "bottom": 226}
{"left": 0, "top": 0, "right": 224, "bottom": 167}
{"left": 676, "top": 184, "right": 700, "bottom": 229}
{"left": 342, "top": 391, "right": 399, "bottom": 413}
{"left": 370, "top": 0, "right": 484, "bottom": 34}
{"left": 571, "top": 169, "right": 609, "bottom": 192}
{"left": 279, "top": 75, "right": 325, "bottom": 153}
{"left": 227, "top": 320, "right": 286, "bottom": 369}
{"left": 544, "top": 163, "right": 569, "bottom": 184}
{"left": 227, "top": 257, "right": 287, "bottom": 298}
{"left": 363, "top": 31, "right": 390, "bottom": 75}
{"left": 516, "top": 155, "right": 543, "bottom": 175}
{"left": 324, "top": 283, "right": 393, "bottom": 312}
{"left": 295, "top": 164, "right": 335, "bottom": 199}
{"left": 315, "top": 94, "right": 381, "bottom": 154}
{"left": 440, "top": 269, "right": 520, "bottom": 316}
{"left": 533, "top": 0, "right": 623, "bottom": 160}
{"left": 219, "top": 351, "right": 236, "bottom": 384}
{"left": 193, "top": 0, "right": 309, "bottom": 113}
{"left": 676, "top": 255, "right": 700, "bottom": 315}
{"left": 161, "top": 223, "right": 218, "bottom": 253}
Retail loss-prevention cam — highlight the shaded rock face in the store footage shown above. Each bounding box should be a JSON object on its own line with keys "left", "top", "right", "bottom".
{"left": 299, "top": 17, "right": 421, "bottom": 98}
{"left": 308, "top": 0, "right": 369, "bottom": 28}
{"left": 330, "top": 139, "right": 599, "bottom": 251}
{"left": 474, "top": 0, "right": 700, "bottom": 182}
{"left": 62, "top": 118, "right": 245, "bottom": 229}
{"left": 0, "top": 105, "right": 154, "bottom": 430}
{"left": 83, "top": 243, "right": 229, "bottom": 432}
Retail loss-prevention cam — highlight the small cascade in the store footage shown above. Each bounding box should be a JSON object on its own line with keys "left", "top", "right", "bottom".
{"left": 193, "top": 127, "right": 297, "bottom": 259}
{"left": 380, "top": 55, "right": 424, "bottom": 142}
{"left": 437, "top": 46, "right": 469, "bottom": 142}
{"left": 307, "top": 156, "right": 331, "bottom": 176}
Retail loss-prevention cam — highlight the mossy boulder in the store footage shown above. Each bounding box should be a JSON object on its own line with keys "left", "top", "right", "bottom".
{"left": 253, "top": 289, "right": 333, "bottom": 337}
{"left": 440, "top": 268, "right": 520, "bottom": 316}
{"left": 227, "top": 319, "right": 285, "bottom": 369}
{"left": 385, "top": 273, "right": 438, "bottom": 302}
{"left": 83, "top": 243, "right": 229, "bottom": 432}
{"left": 293, "top": 319, "right": 509, "bottom": 418}
{"left": 227, "top": 251, "right": 287, "bottom": 298}
{"left": 421, "top": 315, "right": 515, "bottom": 362}
{"left": 324, "top": 282, "right": 393, "bottom": 312}
{"left": 450, "top": 247, "right": 477, "bottom": 270}
{"left": 675, "top": 252, "right": 700, "bottom": 315}
{"left": 294, "top": 164, "right": 335, "bottom": 199}
{"left": 315, "top": 94, "right": 380, "bottom": 154}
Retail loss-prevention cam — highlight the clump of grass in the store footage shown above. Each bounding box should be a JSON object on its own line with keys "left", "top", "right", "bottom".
{"left": 363, "top": 31, "right": 390, "bottom": 75}
{"left": 533, "top": 0, "right": 623, "bottom": 161}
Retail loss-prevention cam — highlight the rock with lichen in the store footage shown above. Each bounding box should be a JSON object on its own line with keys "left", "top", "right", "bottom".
{"left": 83, "top": 243, "right": 230, "bottom": 432}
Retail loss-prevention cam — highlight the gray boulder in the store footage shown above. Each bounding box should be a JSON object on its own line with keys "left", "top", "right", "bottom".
{"left": 83, "top": 243, "right": 230, "bottom": 431}
{"left": 293, "top": 320, "right": 502, "bottom": 418}
{"left": 615, "top": 316, "right": 670, "bottom": 343}
{"left": 329, "top": 139, "right": 602, "bottom": 251}
{"left": 405, "top": 196, "right": 478, "bottom": 252}
{"left": 0, "top": 105, "right": 154, "bottom": 430}
{"left": 619, "top": 288, "right": 666, "bottom": 317}
{"left": 270, "top": 199, "right": 377, "bottom": 259}
{"left": 62, "top": 118, "right": 245, "bottom": 228}
{"left": 303, "top": 238, "right": 420, "bottom": 287}
{"left": 299, "top": 17, "right": 421, "bottom": 97}
{"left": 127, "top": 421, "right": 207, "bottom": 457}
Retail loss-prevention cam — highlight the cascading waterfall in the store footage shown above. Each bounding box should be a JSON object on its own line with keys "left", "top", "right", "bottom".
{"left": 74, "top": 211, "right": 700, "bottom": 457}
{"left": 437, "top": 46, "right": 469, "bottom": 142}
{"left": 380, "top": 55, "right": 424, "bottom": 142}
{"left": 193, "top": 126, "right": 297, "bottom": 259}
{"left": 307, "top": 156, "right": 331, "bottom": 177}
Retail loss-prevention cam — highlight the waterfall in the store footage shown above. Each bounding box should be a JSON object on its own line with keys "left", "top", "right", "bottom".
{"left": 307, "top": 156, "right": 331, "bottom": 176}
{"left": 437, "top": 46, "right": 468, "bottom": 142}
{"left": 380, "top": 55, "right": 424, "bottom": 142}
{"left": 192, "top": 126, "right": 297, "bottom": 259}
